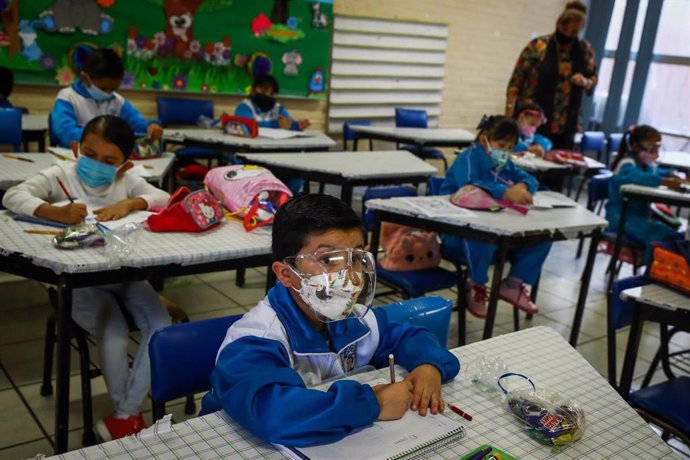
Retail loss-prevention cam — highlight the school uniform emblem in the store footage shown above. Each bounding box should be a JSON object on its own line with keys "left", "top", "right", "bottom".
{"left": 339, "top": 344, "right": 356, "bottom": 373}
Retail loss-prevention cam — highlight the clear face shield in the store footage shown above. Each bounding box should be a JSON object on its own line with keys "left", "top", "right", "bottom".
{"left": 284, "top": 248, "right": 377, "bottom": 322}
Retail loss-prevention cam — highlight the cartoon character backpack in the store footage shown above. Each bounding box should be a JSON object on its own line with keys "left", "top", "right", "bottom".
{"left": 378, "top": 222, "right": 441, "bottom": 271}
{"left": 204, "top": 165, "right": 291, "bottom": 231}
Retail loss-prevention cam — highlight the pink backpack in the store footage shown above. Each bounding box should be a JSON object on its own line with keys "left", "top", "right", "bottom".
{"left": 379, "top": 222, "right": 441, "bottom": 271}
{"left": 450, "top": 185, "right": 528, "bottom": 215}
{"left": 204, "top": 165, "right": 292, "bottom": 231}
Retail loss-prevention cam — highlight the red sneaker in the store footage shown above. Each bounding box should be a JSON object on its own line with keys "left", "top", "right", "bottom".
{"left": 466, "top": 282, "right": 488, "bottom": 319}
{"left": 96, "top": 413, "right": 147, "bottom": 441}
{"left": 499, "top": 280, "right": 539, "bottom": 315}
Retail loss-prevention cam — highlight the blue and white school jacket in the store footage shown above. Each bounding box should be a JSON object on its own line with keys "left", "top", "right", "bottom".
{"left": 50, "top": 79, "right": 158, "bottom": 147}
{"left": 200, "top": 283, "right": 460, "bottom": 447}
{"left": 441, "top": 142, "right": 539, "bottom": 198}
{"left": 514, "top": 133, "right": 553, "bottom": 153}
{"left": 234, "top": 98, "right": 300, "bottom": 130}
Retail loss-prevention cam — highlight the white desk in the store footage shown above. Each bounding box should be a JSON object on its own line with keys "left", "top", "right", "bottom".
{"left": 238, "top": 150, "right": 437, "bottom": 205}
{"left": 349, "top": 125, "right": 475, "bottom": 148}
{"left": 621, "top": 282, "right": 690, "bottom": 310}
{"left": 52, "top": 327, "right": 673, "bottom": 459}
{"left": 0, "top": 153, "right": 175, "bottom": 189}
{"left": 0, "top": 215, "right": 272, "bottom": 453}
{"left": 163, "top": 128, "right": 336, "bottom": 153}
{"left": 659, "top": 151, "right": 690, "bottom": 171}
{"left": 366, "top": 193, "right": 608, "bottom": 346}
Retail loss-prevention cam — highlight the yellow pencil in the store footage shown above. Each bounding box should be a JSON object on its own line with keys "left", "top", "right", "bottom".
{"left": 24, "top": 230, "right": 61, "bottom": 235}
{"left": 3, "top": 154, "right": 34, "bottom": 163}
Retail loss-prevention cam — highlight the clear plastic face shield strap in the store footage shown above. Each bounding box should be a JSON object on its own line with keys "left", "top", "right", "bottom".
{"left": 284, "top": 248, "right": 377, "bottom": 322}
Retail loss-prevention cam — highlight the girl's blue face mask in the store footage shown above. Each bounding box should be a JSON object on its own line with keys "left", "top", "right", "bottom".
{"left": 76, "top": 154, "right": 118, "bottom": 187}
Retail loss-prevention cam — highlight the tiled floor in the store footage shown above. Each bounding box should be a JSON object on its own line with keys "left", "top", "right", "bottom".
{"left": 1, "top": 188, "right": 689, "bottom": 459}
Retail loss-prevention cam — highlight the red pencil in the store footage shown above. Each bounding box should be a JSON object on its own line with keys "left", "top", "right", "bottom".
{"left": 56, "top": 177, "right": 75, "bottom": 203}
{"left": 448, "top": 403, "right": 473, "bottom": 421}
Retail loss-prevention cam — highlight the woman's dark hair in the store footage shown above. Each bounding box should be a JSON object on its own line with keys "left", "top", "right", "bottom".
{"left": 272, "top": 194, "right": 364, "bottom": 261}
{"left": 80, "top": 115, "right": 135, "bottom": 159}
{"left": 0, "top": 66, "right": 14, "bottom": 98}
{"left": 611, "top": 124, "right": 660, "bottom": 172}
{"left": 476, "top": 115, "right": 519, "bottom": 143}
{"left": 558, "top": 1, "right": 587, "bottom": 26}
{"left": 82, "top": 49, "right": 124, "bottom": 80}
{"left": 253, "top": 74, "right": 280, "bottom": 94}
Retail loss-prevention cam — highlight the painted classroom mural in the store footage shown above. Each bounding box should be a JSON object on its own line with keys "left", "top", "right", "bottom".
{"left": 0, "top": 0, "right": 332, "bottom": 98}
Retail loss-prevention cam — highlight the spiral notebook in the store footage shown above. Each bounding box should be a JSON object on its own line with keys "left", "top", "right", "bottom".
{"left": 278, "top": 409, "right": 465, "bottom": 460}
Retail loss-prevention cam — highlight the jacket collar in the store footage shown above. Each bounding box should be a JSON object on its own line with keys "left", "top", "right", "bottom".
{"left": 267, "top": 283, "right": 370, "bottom": 355}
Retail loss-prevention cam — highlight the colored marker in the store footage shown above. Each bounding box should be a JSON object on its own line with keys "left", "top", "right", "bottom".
{"left": 466, "top": 446, "right": 493, "bottom": 460}
{"left": 448, "top": 403, "right": 473, "bottom": 421}
{"left": 389, "top": 354, "right": 395, "bottom": 383}
{"left": 3, "top": 154, "right": 34, "bottom": 163}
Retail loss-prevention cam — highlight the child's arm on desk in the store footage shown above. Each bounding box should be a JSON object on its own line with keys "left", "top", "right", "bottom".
{"left": 93, "top": 197, "right": 148, "bottom": 221}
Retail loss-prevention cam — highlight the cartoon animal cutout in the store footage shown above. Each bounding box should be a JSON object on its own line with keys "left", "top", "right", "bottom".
{"left": 282, "top": 50, "right": 302, "bottom": 76}
{"left": 223, "top": 167, "right": 268, "bottom": 181}
{"left": 311, "top": 2, "right": 327, "bottom": 29}
{"left": 378, "top": 222, "right": 441, "bottom": 271}
{"left": 163, "top": 0, "right": 202, "bottom": 58}
{"left": 18, "top": 20, "right": 43, "bottom": 62}
{"left": 199, "top": 201, "right": 216, "bottom": 220}
{"left": 308, "top": 68, "right": 325, "bottom": 94}
{"left": 40, "top": 0, "right": 114, "bottom": 35}
{"left": 0, "top": 0, "right": 20, "bottom": 58}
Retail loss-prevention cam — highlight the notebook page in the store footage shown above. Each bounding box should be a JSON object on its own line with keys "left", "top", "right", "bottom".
{"left": 531, "top": 192, "right": 577, "bottom": 209}
{"left": 402, "top": 196, "right": 477, "bottom": 218}
{"left": 258, "top": 128, "right": 314, "bottom": 139}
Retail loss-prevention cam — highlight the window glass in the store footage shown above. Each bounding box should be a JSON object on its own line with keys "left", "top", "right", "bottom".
{"left": 639, "top": 63, "right": 690, "bottom": 134}
{"left": 653, "top": 0, "right": 690, "bottom": 57}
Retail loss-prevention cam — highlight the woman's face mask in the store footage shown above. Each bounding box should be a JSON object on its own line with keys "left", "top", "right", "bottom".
{"left": 76, "top": 154, "right": 118, "bottom": 187}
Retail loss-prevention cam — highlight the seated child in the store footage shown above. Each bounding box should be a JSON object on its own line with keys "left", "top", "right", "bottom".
{"left": 50, "top": 48, "right": 163, "bottom": 148}
{"left": 2, "top": 115, "right": 171, "bottom": 440}
{"left": 235, "top": 74, "right": 310, "bottom": 131}
{"left": 200, "top": 194, "right": 460, "bottom": 447}
{"left": 0, "top": 65, "right": 15, "bottom": 109}
{"left": 513, "top": 103, "right": 553, "bottom": 156}
{"left": 606, "top": 125, "right": 685, "bottom": 252}
{"left": 440, "top": 115, "right": 551, "bottom": 318}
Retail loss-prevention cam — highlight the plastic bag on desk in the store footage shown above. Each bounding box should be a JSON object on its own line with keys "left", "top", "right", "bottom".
{"left": 52, "top": 224, "right": 105, "bottom": 249}
{"left": 498, "top": 372, "right": 585, "bottom": 451}
{"left": 465, "top": 355, "right": 509, "bottom": 393}
{"left": 103, "top": 222, "right": 143, "bottom": 267}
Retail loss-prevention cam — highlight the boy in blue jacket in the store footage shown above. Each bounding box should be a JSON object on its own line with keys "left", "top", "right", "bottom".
{"left": 50, "top": 49, "right": 162, "bottom": 147}
{"left": 441, "top": 115, "right": 551, "bottom": 318}
{"left": 235, "top": 74, "right": 310, "bottom": 131}
{"left": 606, "top": 125, "right": 684, "bottom": 253}
{"left": 513, "top": 104, "right": 553, "bottom": 156}
{"left": 201, "top": 194, "right": 460, "bottom": 447}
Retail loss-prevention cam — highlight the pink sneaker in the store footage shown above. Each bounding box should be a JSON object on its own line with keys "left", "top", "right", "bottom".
{"left": 466, "top": 282, "right": 488, "bottom": 318}
{"left": 499, "top": 280, "right": 538, "bottom": 314}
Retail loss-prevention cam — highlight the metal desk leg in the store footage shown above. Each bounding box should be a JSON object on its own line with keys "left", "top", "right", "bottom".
{"left": 607, "top": 199, "right": 629, "bottom": 290}
{"left": 570, "top": 229, "right": 601, "bottom": 347}
{"left": 55, "top": 276, "right": 73, "bottom": 454}
{"left": 369, "top": 211, "right": 382, "bottom": 259}
{"left": 483, "top": 242, "right": 508, "bottom": 340}
{"left": 341, "top": 184, "right": 354, "bottom": 208}
{"left": 618, "top": 300, "right": 645, "bottom": 399}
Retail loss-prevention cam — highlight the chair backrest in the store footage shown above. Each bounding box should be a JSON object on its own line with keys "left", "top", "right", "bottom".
{"left": 149, "top": 314, "right": 242, "bottom": 404}
{"left": 156, "top": 97, "right": 214, "bottom": 127}
{"left": 362, "top": 185, "right": 418, "bottom": 230}
{"left": 608, "top": 133, "right": 624, "bottom": 154}
{"left": 581, "top": 131, "right": 606, "bottom": 156}
{"left": 587, "top": 173, "right": 612, "bottom": 209}
{"left": 426, "top": 176, "right": 445, "bottom": 196}
{"left": 342, "top": 120, "right": 372, "bottom": 150}
{"left": 378, "top": 296, "right": 452, "bottom": 348}
{"left": 0, "top": 108, "right": 23, "bottom": 151}
{"left": 395, "top": 108, "right": 428, "bottom": 129}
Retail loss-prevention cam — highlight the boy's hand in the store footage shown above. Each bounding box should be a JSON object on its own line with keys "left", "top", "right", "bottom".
{"left": 147, "top": 123, "right": 164, "bottom": 141}
{"left": 662, "top": 176, "right": 685, "bottom": 190}
{"left": 298, "top": 119, "right": 311, "bottom": 130}
{"left": 405, "top": 364, "right": 443, "bottom": 416}
{"left": 278, "top": 115, "right": 292, "bottom": 130}
{"left": 94, "top": 200, "right": 133, "bottom": 221}
{"left": 372, "top": 381, "right": 413, "bottom": 421}
{"left": 503, "top": 183, "right": 533, "bottom": 205}
{"left": 528, "top": 144, "right": 545, "bottom": 156}
{"left": 57, "top": 203, "right": 88, "bottom": 224}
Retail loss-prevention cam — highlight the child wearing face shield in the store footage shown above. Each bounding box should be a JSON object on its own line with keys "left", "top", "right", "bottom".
{"left": 49, "top": 48, "right": 163, "bottom": 148}
{"left": 606, "top": 125, "right": 686, "bottom": 254}
{"left": 200, "top": 194, "right": 460, "bottom": 447}
{"left": 235, "top": 74, "right": 311, "bottom": 131}
{"left": 2, "top": 115, "right": 171, "bottom": 440}
{"left": 440, "top": 115, "right": 552, "bottom": 319}
{"left": 513, "top": 104, "right": 553, "bottom": 156}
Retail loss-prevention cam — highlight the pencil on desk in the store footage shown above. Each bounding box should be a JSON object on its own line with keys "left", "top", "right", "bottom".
{"left": 389, "top": 354, "right": 395, "bottom": 383}
{"left": 24, "top": 230, "right": 60, "bottom": 235}
{"left": 3, "top": 154, "right": 34, "bottom": 163}
{"left": 56, "top": 177, "right": 75, "bottom": 203}
{"left": 49, "top": 151, "right": 75, "bottom": 162}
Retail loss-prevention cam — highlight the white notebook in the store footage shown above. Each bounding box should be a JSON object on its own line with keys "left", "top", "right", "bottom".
{"left": 278, "top": 409, "right": 465, "bottom": 460}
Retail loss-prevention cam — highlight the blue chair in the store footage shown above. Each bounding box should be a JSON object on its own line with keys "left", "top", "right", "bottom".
{"left": 0, "top": 108, "right": 23, "bottom": 151}
{"left": 362, "top": 185, "right": 418, "bottom": 231}
{"left": 343, "top": 120, "right": 373, "bottom": 151}
{"left": 148, "top": 296, "right": 454, "bottom": 421}
{"left": 395, "top": 108, "right": 448, "bottom": 172}
{"left": 580, "top": 131, "right": 606, "bottom": 163}
{"left": 426, "top": 176, "right": 444, "bottom": 196}
{"left": 608, "top": 132, "right": 624, "bottom": 165}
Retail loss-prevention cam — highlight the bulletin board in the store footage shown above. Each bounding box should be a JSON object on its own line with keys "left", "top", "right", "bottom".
{"left": 0, "top": 0, "right": 332, "bottom": 99}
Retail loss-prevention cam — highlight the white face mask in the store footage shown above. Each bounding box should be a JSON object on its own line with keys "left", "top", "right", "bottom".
{"left": 291, "top": 268, "right": 364, "bottom": 322}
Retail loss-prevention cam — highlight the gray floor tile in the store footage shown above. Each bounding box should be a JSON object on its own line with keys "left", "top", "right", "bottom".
{"left": 0, "top": 438, "right": 53, "bottom": 460}
{"left": 0, "top": 388, "right": 45, "bottom": 449}
{"left": 544, "top": 307, "right": 608, "bottom": 339}
{"left": 0, "top": 339, "right": 82, "bottom": 387}
{"left": 576, "top": 337, "right": 652, "bottom": 381}
{"left": 213, "top": 279, "right": 267, "bottom": 308}
{"left": 160, "top": 284, "right": 240, "bottom": 315}
{"left": 0, "top": 280, "right": 50, "bottom": 311}
{"left": 0, "top": 303, "right": 52, "bottom": 346}
{"left": 0, "top": 369, "right": 10, "bottom": 392}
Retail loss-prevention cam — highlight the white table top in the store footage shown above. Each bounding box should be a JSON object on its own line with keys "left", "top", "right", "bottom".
{"left": 349, "top": 125, "right": 475, "bottom": 145}
{"left": 239, "top": 150, "right": 438, "bottom": 179}
{"left": 0, "top": 153, "right": 175, "bottom": 189}
{"left": 659, "top": 151, "right": 690, "bottom": 170}
{"left": 621, "top": 183, "right": 690, "bottom": 203}
{"left": 52, "top": 326, "right": 673, "bottom": 460}
{"left": 513, "top": 155, "right": 606, "bottom": 173}
{"left": 163, "top": 128, "right": 336, "bottom": 151}
{"left": 621, "top": 282, "right": 690, "bottom": 310}
{"left": 22, "top": 114, "right": 49, "bottom": 131}
{"left": 0, "top": 211, "right": 271, "bottom": 275}
{"left": 367, "top": 192, "right": 608, "bottom": 239}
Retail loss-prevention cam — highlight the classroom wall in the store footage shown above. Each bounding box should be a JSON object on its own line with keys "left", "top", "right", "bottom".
{"left": 13, "top": 0, "right": 567, "bottom": 136}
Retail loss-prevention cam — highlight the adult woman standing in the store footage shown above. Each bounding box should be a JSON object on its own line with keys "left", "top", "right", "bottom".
{"left": 505, "top": 1, "right": 597, "bottom": 149}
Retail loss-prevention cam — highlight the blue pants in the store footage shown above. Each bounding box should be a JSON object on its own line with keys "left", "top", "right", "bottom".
{"left": 441, "top": 234, "right": 552, "bottom": 285}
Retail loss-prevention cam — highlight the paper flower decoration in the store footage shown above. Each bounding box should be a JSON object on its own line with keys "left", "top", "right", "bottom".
{"left": 55, "top": 66, "right": 75, "bottom": 86}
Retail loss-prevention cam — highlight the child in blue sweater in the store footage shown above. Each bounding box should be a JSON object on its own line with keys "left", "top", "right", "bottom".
{"left": 606, "top": 125, "right": 684, "bottom": 252}
{"left": 201, "top": 194, "right": 460, "bottom": 447}
{"left": 513, "top": 103, "right": 553, "bottom": 156}
{"left": 235, "top": 74, "right": 310, "bottom": 130}
{"left": 441, "top": 115, "right": 551, "bottom": 318}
